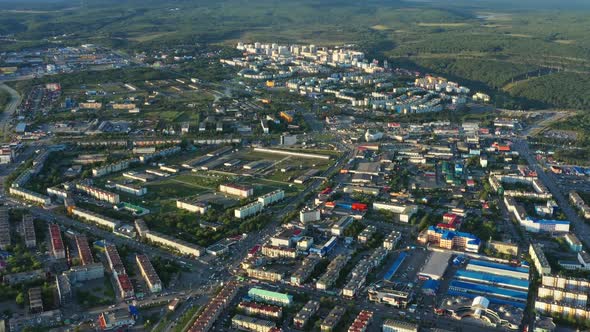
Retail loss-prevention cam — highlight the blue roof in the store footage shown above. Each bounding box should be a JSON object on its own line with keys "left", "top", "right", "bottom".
{"left": 423, "top": 279, "right": 439, "bottom": 290}
{"left": 468, "top": 259, "right": 529, "bottom": 274}
{"left": 384, "top": 252, "right": 407, "bottom": 281}
{"left": 429, "top": 226, "right": 480, "bottom": 243}
{"left": 455, "top": 270, "right": 529, "bottom": 289}
{"left": 530, "top": 218, "right": 570, "bottom": 225}
{"left": 449, "top": 280, "right": 528, "bottom": 301}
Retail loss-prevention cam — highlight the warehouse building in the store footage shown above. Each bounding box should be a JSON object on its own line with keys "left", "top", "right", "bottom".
{"left": 465, "top": 259, "right": 530, "bottom": 280}
{"left": 419, "top": 251, "right": 452, "bottom": 281}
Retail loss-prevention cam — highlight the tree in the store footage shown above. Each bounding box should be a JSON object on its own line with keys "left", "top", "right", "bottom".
{"left": 15, "top": 292, "right": 25, "bottom": 306}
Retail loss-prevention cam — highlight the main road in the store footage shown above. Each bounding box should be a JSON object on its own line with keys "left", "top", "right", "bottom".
{"left": 513, "top": 138, "right": 590, "bottom": 247}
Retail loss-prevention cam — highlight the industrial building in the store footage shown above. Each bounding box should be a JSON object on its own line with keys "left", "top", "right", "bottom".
{"left": 136, "top": 254, "right": 162, "bottom": 293}
{"left": 248, "top": 288, "right": 293, "bottom": 307}
{"left": 49, "top": 224, "right": 65, "bottom": 259}
{"left": 465, "top": 259, "right": 530, "bottom": 281}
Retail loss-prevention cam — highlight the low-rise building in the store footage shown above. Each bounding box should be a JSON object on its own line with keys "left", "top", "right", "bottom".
{"left": 176, "top": 200, "right": 208, "bottom": 214}
{"left": 383, "top": 230, "right": 401, "bottom": 250}
{"left": 321, "top": 306, "right": 346, "bottom": 332}
{"left": 97, "top": 309, "right": 135, "bottom": 331}
{"left": 0, "top": 207, "right": 10, "bottom": 249}
{"left": 382, "top": 319, "right": 418, "bottom": 332}
{"left": 71, "top": 207, "right": 120, "bottom": 231}
{"left": 231, "top": 314, "right": 276, "bottom": 332}
{"left": 248, "top": 288, "right": 293, "bottom": 307}
{"left": 530, "top": 243, "right": 551, "bottom": 276}
{"left": 115, "top": 183, "right": 147, "bottom": 196}
{"left": 21, "top": 214, "right": 36, "bottom": 248}
{"left": 220, "top": 183, "right": 253, "bottom": 198}
{"left": 49, "top": 224, "right": 65, "bottom": 259}
{"left": 28, "top": 287, "right": 43, "bottom": 313}
{"left": 237, "top": 301, "right": 282, "bottom": 319}
{"left": 317, "top": 254, "right": 349, "bottom": 290}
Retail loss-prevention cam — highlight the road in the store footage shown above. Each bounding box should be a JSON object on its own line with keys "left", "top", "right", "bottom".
{"left": 513, "top": 138, "right": 590, "bottom": 248}
{"left": 0, "top": 83, "right": 20, "bottom": 140}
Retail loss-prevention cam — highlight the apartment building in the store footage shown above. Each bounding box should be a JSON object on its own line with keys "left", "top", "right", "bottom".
{"left": 49, "top": 224, "right": 65, "bottom": 259}
{"left": 0, "top": 207, "right": 10, "bottom": 249}
{"left": 293, "top": 300, "right": 320, "bottom": 329}
{"left": 136, "top": 254, "right": 162, "bottom": 293}
{"left": 530, "top": 243, "right": 552, "bottom": 276}
{"left": 219, "top": 183, "right": 253, "bottom": 198}
{"left": 75, "top": 235, "right": 94, "bottom": 265}
{"left": 237, "top": 301, "right": 283, "bottom": 319}
{"left": 418, "top": 226, "right": 481, "bottom": 252}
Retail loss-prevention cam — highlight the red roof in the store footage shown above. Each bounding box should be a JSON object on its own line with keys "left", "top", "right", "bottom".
{"left": 49, "top": 224, "right": 64, "bottom": 251}
{"left": 117, "top": 274, "right": 134, "bottom": 292}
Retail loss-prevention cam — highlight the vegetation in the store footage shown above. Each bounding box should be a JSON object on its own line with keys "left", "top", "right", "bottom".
{"left": 506, "top": 72, "right": 590, "bottom": 109}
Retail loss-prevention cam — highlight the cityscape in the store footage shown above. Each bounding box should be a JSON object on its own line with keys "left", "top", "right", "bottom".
{"left": 1, "top": 1, "right": 590, "bottom": 332}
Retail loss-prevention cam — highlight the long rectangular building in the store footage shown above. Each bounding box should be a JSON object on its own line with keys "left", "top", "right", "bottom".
{"left": 49, "top": 224, "right": 65, "bottom": 259}
{"left": 0, "top": 207, "right": 10, "bottom": 249}
{"left": 220, "top": 183, "right": 253, "bottom": 198}
{"left": 75, "top": 183, "right": 120, "bottom": 204}
{"left": 75, "top": 235, "right": 94, "bottom": 265}
{"left": 144, "top": 231, "right": 203, "bottom": 257}
{"left": 105, "top": 244, "right": 125, "bottom": 275}
{"left": 71, "top": 207, "right": 120, "bottom": 231}
{"left": 136, "top": 254, "right": 162, "bottom": 293}
{"left": 9, "top": 187, "right": 51, "bottom": 205}
{"left": 21, "top": 214, "right": 36, "bottom": 248}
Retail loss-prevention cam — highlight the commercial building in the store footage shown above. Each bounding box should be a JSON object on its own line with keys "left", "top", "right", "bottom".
{"left": 188, "top": 281, "right": 240, "bottom": 332}
{"left": 49, "top": 224, "right": 65, "bottom": 259}
{"left": 237, "top": 301, "right": 282, "bottom": 319}
{"left": 71, "top": 207, "right": 120, "bottom": 231}
{"left": 136, "top": 254, "right": 162, "bottom": 293}
{"left": 320, "top": 306, "right": 346, "bottom": 332}
{"left": 176, "top": 200, "right": 208, "bottom": 214}
{"left": 97, "top": 309, "right": 135, "bottom": 330}
{"left": 0, "top": 207, "right": 10, "bottom": 249}
{"left": 382, "top": 319, "right": 418, "bottom": 332}
{"left": 316, "top": 254, "right": 350, "bottom": 290}
{"left": 9, "top": 187, "right": 51, "bottom": 205}
{"left": 530, "top": 243, "right": 552, "bottom": 275}
{"left": 441, "top": 295, "right": 523, "bottom": 330}
{"left": 331, "top": 216, "right": 354, "bottom": 236}
{"left": 261, "top": 245, "right": 297, "bottom": 259}
{"left": 372, "top": 202, "right": 418, "bottom": 223}
{"left": 9, "top": 310, "right": 62, "bottom": 332}
{"left": 220, "top": 183, "right": 253, "bottom": 198}
{"left": 248, "top": 288, "right": 293, "bottom": 307}
{"left": 231, "top": 314, "right": 277, "bottom": 332}
{"left": 75, "top": 235, "right": 94, "bottom": 265}
{"left": 418, "top": 226, "right": 481, "bottom": 252}
{"left": 293, "top": 300, "right": 319, "bottom": 329}
{"left": 368, "top": 281, "right": 414, "bottom": 308}
{"left": 487, "top": 240, "right": 519, "bottom": 256}
{"left": 466, "top": 259, "right": 530, "bottom": 281}
{"left": 419, "top": 251, "right": 452, "bottom": 281}
{"left": 20, "top": 214, "right": 36, "bottom": 248}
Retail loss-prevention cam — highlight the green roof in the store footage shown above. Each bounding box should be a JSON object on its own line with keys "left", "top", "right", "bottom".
{"left": 248, "top": 288, "right": 292, "bottom": 302}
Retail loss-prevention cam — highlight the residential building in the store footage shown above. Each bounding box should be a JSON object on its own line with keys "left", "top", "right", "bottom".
{"left": 219, "top": 184, "right": 253, "bottom": 198}
{"left": 0, "top": 207, "right": 10, "bottom": 249}
{"left": 237, "top": 301, "right": 282, "bottom": 319}
{"left": 321, "top": 306, "right": 346, "bottom": 332}
{"left": 28, "top": 287, "right": 43, "bottom": 313}
{"left": 71, "top": 207, "right": 120, "bottom": 230}
{"left": 49, "top": 224, "right": 65, "bottom": 259}
{"left": 293, "top": 300, "right": 320, "bottom": 329}
{"left": 188, "top": 281, "right": 240, "bottom": 332}
{"left": 231, "top": 314, "right": 276, "bottom": 332}
{"left": 21, "top": 214, "right": 36, "bottom": 248}
{"left": 248, "top": 288, "right": 293, "bottom": 307}
{"left": 530, "top": 243, "right": 551, "bottom": 276}
{"left": 97, "top": 309, "right": 135, "bottom": 330}
{"left": 176, "top": 200, "right": 208, "bottom": 214}
{"left": 75, "top": 235, "right": 94, "bottom": 265}
{"left": 418, "top": 226, "right": 481, "bottom": 252}
{"left": 136, "top": 254, "right": 162, "bottom": 293}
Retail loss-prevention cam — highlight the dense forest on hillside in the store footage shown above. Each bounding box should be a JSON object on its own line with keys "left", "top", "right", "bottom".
{"left": 506, "top": 72, "right": 590, "bottom": 110}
